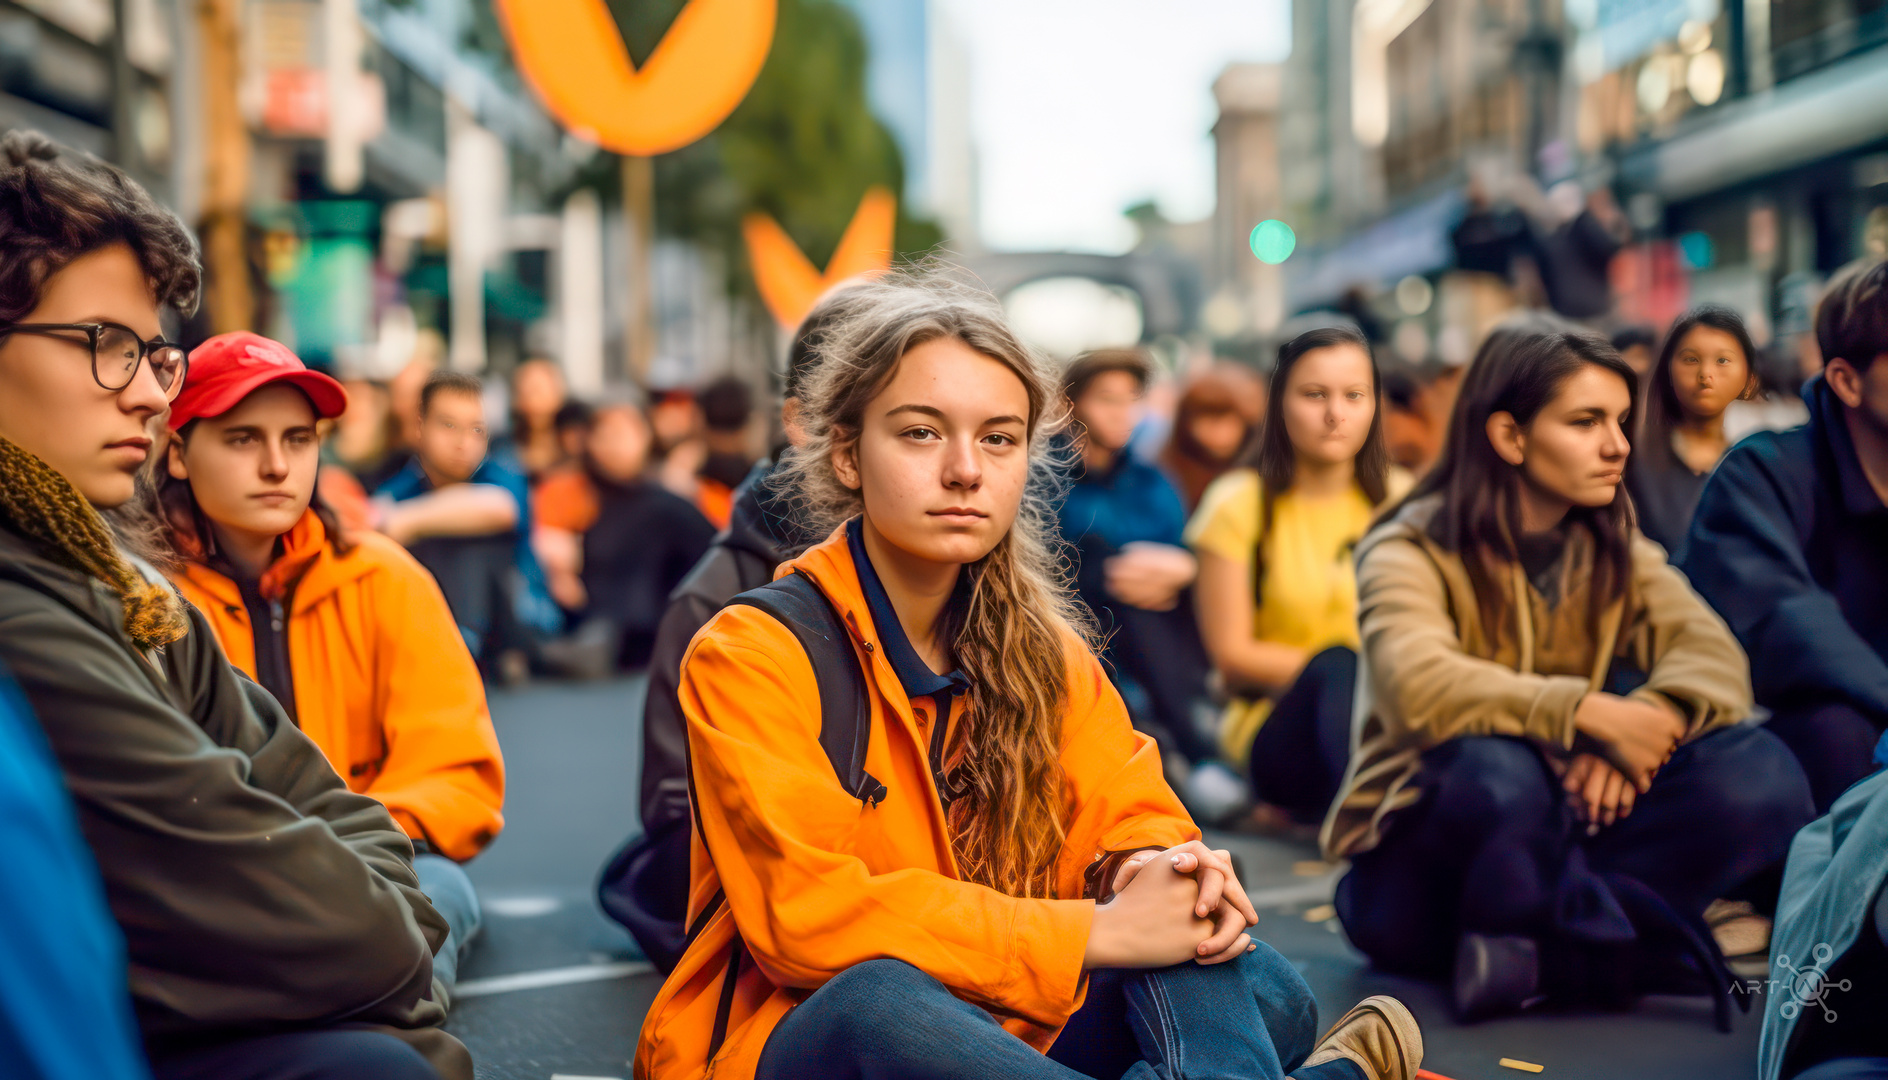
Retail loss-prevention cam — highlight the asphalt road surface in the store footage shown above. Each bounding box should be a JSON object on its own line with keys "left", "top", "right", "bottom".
{"left": 448, "top": 677, "right": 1766, "bottom": 1080}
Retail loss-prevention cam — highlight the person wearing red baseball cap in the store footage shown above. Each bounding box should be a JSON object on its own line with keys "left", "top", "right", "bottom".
{"left": 158, "top": 331, "right": 504, "bottom": 1000}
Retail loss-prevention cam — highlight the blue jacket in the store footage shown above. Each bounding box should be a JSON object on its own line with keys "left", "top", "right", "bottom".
{"left": 1760, "top": 768, "right": 1888, "bottom": 1080}
{"left": 0, "top": 660, "right": 151, "bottom": 1080}
{"left": 1677, "top": 376, "right": 1888, "bottom": 718}
{"left": 1058, "top": 449, "right": 1189, "bottom": 553}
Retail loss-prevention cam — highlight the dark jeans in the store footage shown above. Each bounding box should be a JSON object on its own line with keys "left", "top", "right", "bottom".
{"left": 406, "top": 534, "right": 531, "bottom": 668}
{"left": 1764, "top": 700, "right": 1887, "bottom": 814}
{"left": 150, "top": 1029, "right": 438, "bottom": 1080}
{"left": 755, "top": 946, "right": 1359, "bottom": 1080}
{"left": 1248, "top": 647, "right": 1357, "bottom": 823}
{"left": 1090, "top": 595, "right": 1218, "bottom": 764}
{"left": 1336, "top": 726, "right": 1815, "bottom": 978}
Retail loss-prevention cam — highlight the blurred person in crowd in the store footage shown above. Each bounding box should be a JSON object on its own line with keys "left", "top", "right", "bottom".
{"left": 635, "top": 270, "right": 1426, "bottom": 1080}
{"left": 331, "top": 374, "right": 397, "bottom": 476}
{"left": 1188, "top": 327, "right": 1407, "bottom": 826}
{"left": 1680, "top": 260, "right": 1888, "bottom": 813}
{"left": 1059, "top": 349, "right": 1232, "bottom": 816}
{"left": 505, "top": 357, "right": 570, "bottom": 483}
{"left": 554, "top": 398, "right": 594, "bottom": 462}
{"left": 1451, "top": 171, "right": 1538, "bottom": 284}
{"left": 1379, "top": 358, "right": 1464, "bottom": 479}
{"left": 1536, "top": 182, "right": 1628, "bottom": 322}
{"left": 534, "top": 391, "right": 716, "bottom": 672}
{"left": 1161, "top": 363, "right": 1265, "bottom": 511}
{"left": 159, "top": 331, "right": 505, "bottom": 996}
{"left": 364, "top": 342, "right": 441, "bottom": 492}
{"left": 608, "top": 289, "right": 846, "bottom": 968}
{"left": 377, "top": 370, "right": 560, "bottom": 679}
{"left": 1610, "top": 324, "right": 1659, "bottom": 381}
{"left": 0, "top": 129, "right": 465, "bottom": 1080}
{"left": 651, "top": 386, "right": 709, "bottom": 501}
{"left": 1625, "top": 305, "right": 1759, "bottom": 552}
{"left": 0, "top": 657, "right": 153, "bottom": 1080}
{"left": 1329, "top": 322, "right": 1810, "bottom": 1028}
{"left": 696, "top": 374, "right": 759, "bottom": 528}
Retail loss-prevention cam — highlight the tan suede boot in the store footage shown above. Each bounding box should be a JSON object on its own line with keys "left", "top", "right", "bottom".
{"left": 1298, "top": 995, "right": 1423, "bottom": 1080}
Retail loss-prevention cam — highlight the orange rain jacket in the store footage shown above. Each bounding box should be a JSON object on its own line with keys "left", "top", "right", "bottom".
{"left": 634, "top": 526, "right": 1198, "bottom": 1080}
{"left": 169, "top": 510, "right": 505, "bottom": 862}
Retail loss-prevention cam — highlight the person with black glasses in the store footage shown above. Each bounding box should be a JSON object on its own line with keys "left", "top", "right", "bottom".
{"left": 0, "top": 130, "right": 468, "bottom": 1080}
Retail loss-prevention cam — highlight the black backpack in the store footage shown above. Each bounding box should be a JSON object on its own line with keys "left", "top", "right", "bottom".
{"left": 596, "top": 572, "right": 885, "bottom": 972}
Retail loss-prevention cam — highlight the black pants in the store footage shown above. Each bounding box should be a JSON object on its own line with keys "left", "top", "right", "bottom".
{"left": 1336, "top": 725, "right": 1814, "bottom": 978}
{"left": 150, "top": 1029, "right": 438, "bottom": 1080}
{"left": 406, "top": 533, "right": 529, "bottom": 668}
{"left": 1247, "top": 647, "right": 1357, "bottom": 822}
{"left": 1764, "top": 700, "right": 1887, "bottom": 814}
{"left": 1091, "top": 595, "right": 1218, "bottom": 764}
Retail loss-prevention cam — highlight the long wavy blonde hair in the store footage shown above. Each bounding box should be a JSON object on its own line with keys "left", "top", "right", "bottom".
{"left": 772, "top": 270, "right": 1092, "bottom": 899}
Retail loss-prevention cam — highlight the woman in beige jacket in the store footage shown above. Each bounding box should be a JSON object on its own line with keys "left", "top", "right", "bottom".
{"left": 1326, "top": 323, "right": 1814, "bottom": 1030}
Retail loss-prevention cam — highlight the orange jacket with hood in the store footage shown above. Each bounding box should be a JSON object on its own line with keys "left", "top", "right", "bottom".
{"left": 633, "top": 525, "right": 1197, "bottom": 1080}
{"left": 168, "top": 509, "right": 505, "bottom": 862}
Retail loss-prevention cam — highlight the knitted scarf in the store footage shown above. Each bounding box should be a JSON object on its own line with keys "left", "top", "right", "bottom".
{"left": 0, "top": 435, "right": 188, "bottom": 649}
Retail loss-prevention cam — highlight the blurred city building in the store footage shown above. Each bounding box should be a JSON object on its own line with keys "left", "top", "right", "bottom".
{"left": 1208, "top": 0, "right": 1888, "bottom": 367}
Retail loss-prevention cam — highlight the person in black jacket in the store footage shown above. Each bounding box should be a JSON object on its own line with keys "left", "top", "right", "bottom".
{"left": 1678, "top": 260, "right": 1888, "bottom": 812}
{"left": 606, "top": 289, "right": 852, "bottom": 968}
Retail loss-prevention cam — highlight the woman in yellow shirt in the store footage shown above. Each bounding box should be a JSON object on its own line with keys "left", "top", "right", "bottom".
{"left": 1187, "top": 325, "right": 1404, "bottom": 823}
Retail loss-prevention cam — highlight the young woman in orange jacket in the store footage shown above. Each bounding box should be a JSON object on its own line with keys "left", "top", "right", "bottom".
{"left": 634, "top": 274, "right": 1424, "bottom": 1080}
{"left": 159, "top": 332, "right": 504, "bottom": 994}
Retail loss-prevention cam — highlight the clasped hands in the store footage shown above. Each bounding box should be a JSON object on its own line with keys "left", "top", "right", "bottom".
{"left": 1565, "top": 691, "right": 1688, "bottom": 834}
{"left": 1083, "top": 841, "right": 1259, "bottom": 971}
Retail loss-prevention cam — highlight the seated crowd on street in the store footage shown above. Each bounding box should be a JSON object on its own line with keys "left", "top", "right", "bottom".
{"left": 7, "top": 125, "right": 1888, "bottom": 1080}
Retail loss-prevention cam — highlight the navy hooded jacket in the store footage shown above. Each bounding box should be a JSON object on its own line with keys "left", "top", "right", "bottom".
{"left": 1676, "top": 375, "right": 1888, "bottom": 718}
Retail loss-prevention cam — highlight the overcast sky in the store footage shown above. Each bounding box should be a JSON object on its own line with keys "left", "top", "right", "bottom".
{"left": 936, "top": 0, "right": 1291, "bottom": 255}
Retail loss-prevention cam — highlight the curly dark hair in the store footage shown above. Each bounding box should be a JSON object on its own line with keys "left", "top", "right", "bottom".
{"left": 0, "top": 129, "right": 201, "bottom": 322}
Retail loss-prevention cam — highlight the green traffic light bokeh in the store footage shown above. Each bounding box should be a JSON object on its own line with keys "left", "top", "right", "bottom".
{"left": 1249, "top": 219, "right": 1296, "bottom": 264}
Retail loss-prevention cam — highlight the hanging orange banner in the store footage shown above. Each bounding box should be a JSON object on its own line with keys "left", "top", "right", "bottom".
{"left": 744, "top": 186, "right": 897, "bottom": 328}
{"left": 494, "top": 0, "right": 776, "bottom": 156}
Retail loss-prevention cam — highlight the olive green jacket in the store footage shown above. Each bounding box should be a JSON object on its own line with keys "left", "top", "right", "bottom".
{"left": 1321, "top": 494, "right": 1753, "bottom": 861}
{"left": 0, "top": 525, "right": 470, "bottom": 1079}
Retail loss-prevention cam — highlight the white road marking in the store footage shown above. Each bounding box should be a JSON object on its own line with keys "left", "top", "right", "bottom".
{"left": 454, "top": 960, "right": 655, "bottom": 999}
{"left": 484, "top": 895, "right": 566, "bottom": 918}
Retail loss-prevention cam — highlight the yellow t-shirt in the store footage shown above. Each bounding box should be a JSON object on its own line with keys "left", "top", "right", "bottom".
{"left": 1184, "top": 467, "right": 1408, "bottom": 761}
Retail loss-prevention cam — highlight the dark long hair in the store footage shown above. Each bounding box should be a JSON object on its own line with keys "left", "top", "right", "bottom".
{"left": 1642, "top": 304, "right": 1757, "bottom": 443}
{"left": 1403, "top": 322, "right": 1638, "bottom": 641}
{"left": 1240, "top": 324, "right": 1390, "bottom": 604}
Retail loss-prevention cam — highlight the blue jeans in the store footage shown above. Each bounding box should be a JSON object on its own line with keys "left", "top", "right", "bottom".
{"left": 755, "top": 945, "right": 1361, "bottom": 1080}
{"left": 415, "top": 854, "right": 481, "bottom": 994}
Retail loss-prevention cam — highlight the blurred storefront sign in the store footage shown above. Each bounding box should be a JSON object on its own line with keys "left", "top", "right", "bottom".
{"left": 243, "top": 0, "right": 384, "bottom": 145}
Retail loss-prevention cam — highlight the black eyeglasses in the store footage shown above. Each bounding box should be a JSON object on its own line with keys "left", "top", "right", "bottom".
{"left": 0, "top": 321, "right": 189, "bottom": 400}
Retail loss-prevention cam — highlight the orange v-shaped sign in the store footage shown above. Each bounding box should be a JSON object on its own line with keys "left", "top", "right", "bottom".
{"left": 744, "top": 186, "right": 897, "bottom": 328}
{"left": 495, "top": 0, "right": 776, "bottom": 156}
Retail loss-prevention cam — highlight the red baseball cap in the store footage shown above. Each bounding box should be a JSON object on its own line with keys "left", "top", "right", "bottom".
{"left": 169, "top": 332, "right": 349, "bottom": 431}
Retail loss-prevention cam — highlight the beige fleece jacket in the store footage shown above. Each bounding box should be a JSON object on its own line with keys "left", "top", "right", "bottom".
{"left": 1320, "top": 494, "right": 1753, "bottom": 861}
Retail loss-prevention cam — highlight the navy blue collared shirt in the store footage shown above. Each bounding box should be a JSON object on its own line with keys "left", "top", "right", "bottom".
{"left": 847, "top": 518, "right": 972, "bottom": 804}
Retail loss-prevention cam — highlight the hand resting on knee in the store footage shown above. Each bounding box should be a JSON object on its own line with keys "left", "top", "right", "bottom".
{"left": 1084, "top": 842, "right": 1260, "bottom": 970}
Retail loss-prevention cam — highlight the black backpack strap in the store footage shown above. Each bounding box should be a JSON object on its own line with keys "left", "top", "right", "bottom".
{"left": 727, "top": 571, "right": 887, "bottom": 806}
